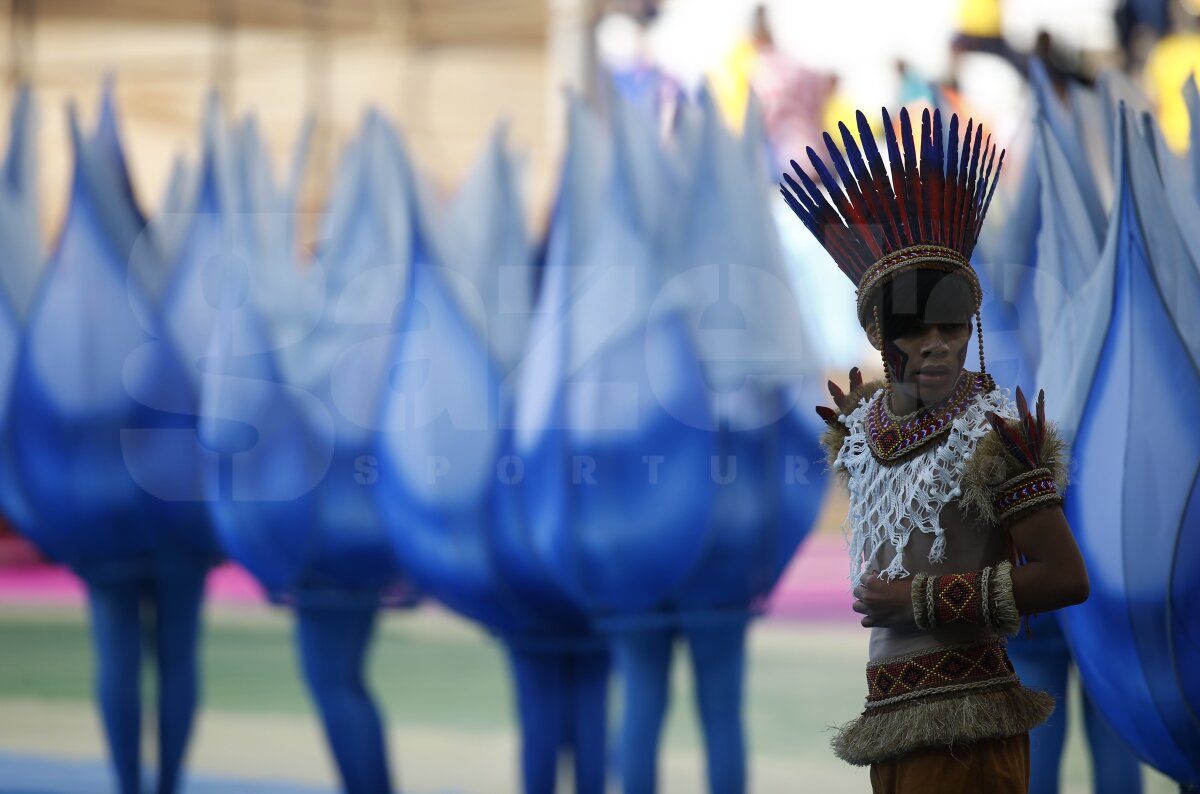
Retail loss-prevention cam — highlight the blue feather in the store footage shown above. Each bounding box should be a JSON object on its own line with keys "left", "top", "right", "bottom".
{"left": 858, "top": 110, "right": 904, "bottom": 249}
{"left": 955, "top": 118, "right": 974, "bottom": 249}
{"left": 919, "top": 108, "right": 934, "bottom": 241}
{"left": 782, "top": 163, "right": 820, "bottom": 215}
{"left": 900, "top": 109, "right": 924, "bottom": 242}
{"left": 971, "top": 143, "right": 1001, "bottom": 249}
{"left": 807, "top": 145, "right": 851, "bottom": 222}
{"left": 945, "top": 114, "right": 961, "bottom": 249}
{"left": 794, "top": 156, "right": 842, "bottom": 228}
{"left": 930, "top": 108, "right": 945, "bottom": 243}
{"left": 972, "top": 137, "right": 991, "bottom": 215}
{"left": 963, "top": 123, "right": 983, "bottom": 250}
{"left": 882, "top": 108, "right": 915, "bottom": 245}
{"left": 823, "top": 131, "right": 885, "bottom": 260}
{"left": 840, "top": 120, "right": 899, "bottom": 251}
{"left": 780, "top": 171, "right": 818, "bottom": 232}
{"left": 780, "top": 185, "right": 816, "bottom": 233}
{"left": 980, "top": 148, "right": 1005, "bottom": 226}
{"left": 802, "top": 147, "right": 873, "bottom": 270}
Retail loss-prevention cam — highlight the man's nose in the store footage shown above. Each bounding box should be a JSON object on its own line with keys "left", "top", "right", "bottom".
{"left": 921, "top": 327, "right": 951, "bottom": 355}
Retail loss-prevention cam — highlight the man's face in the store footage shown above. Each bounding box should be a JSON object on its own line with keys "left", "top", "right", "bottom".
{"left": 869, "top": 271, "right": 975, "bottom": 407}
{"left": 882, "top": 319, "right": 972, "bottom": 407}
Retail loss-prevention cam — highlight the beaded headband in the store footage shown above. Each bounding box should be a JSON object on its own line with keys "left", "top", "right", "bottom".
{"left": 779, "top": 107, "right": 1004, "bottom": 324}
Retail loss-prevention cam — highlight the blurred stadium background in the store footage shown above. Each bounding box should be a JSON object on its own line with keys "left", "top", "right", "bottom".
{"left": 0, "top": 0, "right": 1197, "bottom": 792}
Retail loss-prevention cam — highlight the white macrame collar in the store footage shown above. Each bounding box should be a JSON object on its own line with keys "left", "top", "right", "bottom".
{"left": 835, "top": 383, "right": 1014, "bottom": 587}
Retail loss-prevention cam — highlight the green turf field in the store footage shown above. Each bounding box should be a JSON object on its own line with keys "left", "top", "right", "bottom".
{"left": 0, "top": 603, "right": 1178, "bottom": 793}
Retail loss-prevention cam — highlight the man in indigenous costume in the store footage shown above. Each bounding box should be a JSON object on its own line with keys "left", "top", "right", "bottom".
{"left": 780, "top": 108, "right": 1090, "bottom": 793}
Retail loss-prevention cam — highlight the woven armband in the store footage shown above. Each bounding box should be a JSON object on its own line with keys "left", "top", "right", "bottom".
{"left": 993, "top": 467, "right": 1061, "bottom": 525}
{"left": 918, "top": 562, "right": 1020, "bottom": 635}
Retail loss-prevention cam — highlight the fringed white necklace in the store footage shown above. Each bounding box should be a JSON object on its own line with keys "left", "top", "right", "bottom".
{"left": 835, "top": 372, "right": 1014, "bottom": 587}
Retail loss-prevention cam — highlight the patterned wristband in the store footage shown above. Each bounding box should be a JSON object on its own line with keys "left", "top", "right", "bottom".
{"left": 993, "top": 467, "right": 1061, "bottom": 524}
{"left": 930, "top": 570, "right": 986, "bottom": 628}
{"left": 911, "top": 573, "right": 931, "bottom": 630}
{"left": 922, "top": 563, "right": 1020, "bottom": 635}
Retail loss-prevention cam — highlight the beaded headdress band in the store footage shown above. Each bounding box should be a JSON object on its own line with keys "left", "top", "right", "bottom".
{"left": 779, "top": 107, "right": 1004, "bottom": 324}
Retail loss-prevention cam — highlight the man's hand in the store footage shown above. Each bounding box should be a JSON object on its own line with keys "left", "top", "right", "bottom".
{"left": 852, "top": 571, "right": 915, "bottom": 628}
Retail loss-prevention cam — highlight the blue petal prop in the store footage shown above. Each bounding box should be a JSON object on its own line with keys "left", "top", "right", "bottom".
{"left": 1028, "top": 59, "right": 1105, "bottom": 233}
{"left": 1062, "top": 108, "right": 1200, "bottom": 788}
{"left": 375, "top": 125, "right": 584, "bottom": 632}
{"left": 505, "top": 95, "right": 714, "bottom": 614}
{"left": 200, "top": 115, "right": 408, "bottom": 600}
{"left": 0, "top": 87, "right": 41, "bottom": 530}
{"left": 9, "top": 107, "right": 218, "bottom": 572}
{"left": 667, "top": 93, "right": 827, "bottom": 613}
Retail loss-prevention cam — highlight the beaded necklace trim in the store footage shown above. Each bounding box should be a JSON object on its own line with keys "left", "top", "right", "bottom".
{"left": 864, "top": 371, "right": 984, "bottom": 464}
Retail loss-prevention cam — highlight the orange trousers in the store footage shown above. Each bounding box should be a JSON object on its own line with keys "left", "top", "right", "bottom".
{"left": 869, "top": 733, "right": 1030, "bottom": 793}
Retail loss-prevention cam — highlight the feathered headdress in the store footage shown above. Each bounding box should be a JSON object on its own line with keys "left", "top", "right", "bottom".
{"left": 780, "top": 107, "right": 1004, "bottom": 324}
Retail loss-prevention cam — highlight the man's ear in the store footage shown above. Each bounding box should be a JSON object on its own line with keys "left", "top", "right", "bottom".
{"left": 864, "top": 320, "right": 883, "bottom": 351}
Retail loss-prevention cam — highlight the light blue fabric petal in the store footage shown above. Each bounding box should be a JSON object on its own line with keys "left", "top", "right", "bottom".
{"left": 202, "top": 114, "right": 409, "bottom": 599}
{"left": 507, "top": 95, "right": 714, "bottom": 614}
{"left": 1096, "top": 68, "right": 1153, "bottom": 176}
{"left": 975, "top": 127, "right": 1039, "bottom": 272}
{"left": 9, "top": 109, "right": 218, "bottom": 571}
{"left": 230, "top": 113, "right": 324, "bottom": 351}
{"left": 1066, "top": 81, "right": 1116, "bottom": 212}
{"left": 1062, "top": 108, "right": 1200, "bottom": 788}
{"left": 373, "top": 125, "right": 584, "bottom": 631}
{"left": 982, "top": 107, "right": 1111, "bottom": 429}
{"left": 665, "top": 91, "right": 827, "bottom": 612}
{"left": 377, "top": 243, "right": 562, "bottom": 630}
{"left": 91, "top": 78, "right": 145, "bottom": 231}
{"left": 1026, "top": 113, "right": 1110, "bottom": 436}
{"left": 1186, "top": 75, "right": 1200, "bottom": 204}
{"left": 431, "top": 124, "right": 533, "bottom": 371}
{"left": 1028, "top": 60, "right": 1106, "bottom": 233}
{"left": 0, "top": 88, "right": 42, "bottom": 529}
{"left": 0, "top": 84, "right": 42, "bottom": 319}
{"left": 199, "top": 285, "right": 330, "bottom": 594}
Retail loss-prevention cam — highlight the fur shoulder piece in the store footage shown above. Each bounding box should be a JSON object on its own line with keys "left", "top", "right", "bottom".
{"left": 960, "top": 418, "right": 1069, "bottom": 526}
{"left": 819, "top": 379, "right": 886, "bottom": 469}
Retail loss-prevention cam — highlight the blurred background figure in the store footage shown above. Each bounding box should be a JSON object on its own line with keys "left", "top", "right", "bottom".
{"left": 1142, "top": 0, "right": 1200, "bottom": 151}
{"left": 1115, "top": 0, "right": 1173, "bottom": 72}
{"left": 743, "top": 5, "right": 836, "bottom": 177}
{"left": 1034, "top": 30, "right": 1096, "bottom": 98}
{"left": 895, "top": 58, "right": 936, "bottom": 108}
{"left": 594, "top": 2, "right": 682, "bottom": 135}
{"left": 950, "top": 0, "right": 1028, "bottom": 84}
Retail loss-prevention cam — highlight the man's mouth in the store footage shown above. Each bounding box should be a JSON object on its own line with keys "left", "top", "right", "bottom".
{"left": 914, "top": 366, "right": 952, "bottom": 386}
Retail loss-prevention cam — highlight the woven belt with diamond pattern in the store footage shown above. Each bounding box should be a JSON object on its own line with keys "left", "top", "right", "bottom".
{"left": 865, "top": 639, "right": 1018, "bottom": 710}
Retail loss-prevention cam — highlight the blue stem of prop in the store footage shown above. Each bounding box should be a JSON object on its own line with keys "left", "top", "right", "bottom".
{"left": 505, "top": 641, "right": 610, "bottom": 794}
{"left": 615, "top": 621, "right": 748, "bottom": 794}
{"left": 295, "top": 602, "right": 393, "bottom": 794}
{"left": 85, "top": 563, "right": 208, "bottom": 794}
